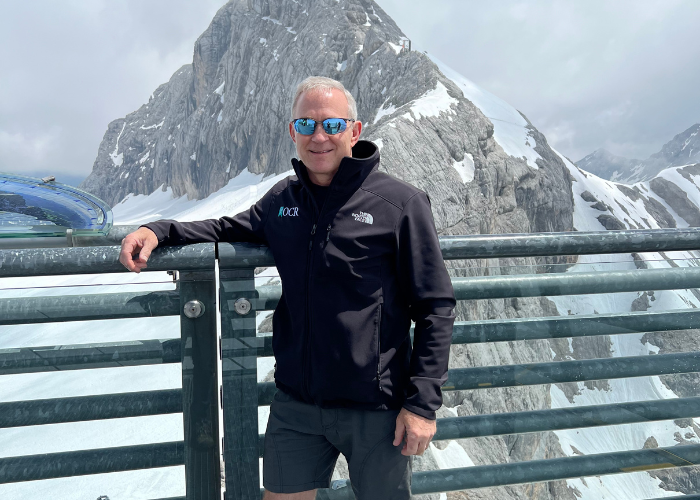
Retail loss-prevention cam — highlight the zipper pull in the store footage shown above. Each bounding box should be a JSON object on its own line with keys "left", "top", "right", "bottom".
{"left": 325, "top": 224, "right": 332, "bottom": 242}
{"left": 309, "top": 224, "right": 317, "bottom": 250}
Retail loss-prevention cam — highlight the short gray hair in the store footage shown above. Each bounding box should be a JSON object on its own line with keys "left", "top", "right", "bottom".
{"left": 290, "top": 76, "right": 358, "bottom": 121}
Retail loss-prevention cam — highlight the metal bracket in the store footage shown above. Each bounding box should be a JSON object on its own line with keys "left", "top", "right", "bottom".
{"left": 233, "top": 298, "right": 252, "bottom": 316}
{"left": 183, "top": 300, "right": 205, "bottom": 319}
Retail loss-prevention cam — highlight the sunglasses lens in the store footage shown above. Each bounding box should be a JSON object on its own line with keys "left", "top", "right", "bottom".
{"left": 294, "top": 118, "right": 316, "bottom": 135}
{"left": 323, "top": 119, "right": 346, "bottom": 135}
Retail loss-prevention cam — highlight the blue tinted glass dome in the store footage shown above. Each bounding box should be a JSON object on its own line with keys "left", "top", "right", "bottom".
{"left": 0, "top": 173, "right": 112, "bottom": 239}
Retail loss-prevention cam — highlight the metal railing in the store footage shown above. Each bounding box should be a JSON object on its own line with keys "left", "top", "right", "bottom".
{"left": 2, "top": 228, "right": 700, "bottom": 499}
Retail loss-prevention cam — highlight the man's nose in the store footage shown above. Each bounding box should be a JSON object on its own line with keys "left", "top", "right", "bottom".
{"left": 310, "top": 124, "right": 329, "bottom": 141}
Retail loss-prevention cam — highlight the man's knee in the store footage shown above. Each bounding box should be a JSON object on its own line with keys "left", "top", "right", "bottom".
{"left": 263, "top": 488, "right": 317, "bottom": 500}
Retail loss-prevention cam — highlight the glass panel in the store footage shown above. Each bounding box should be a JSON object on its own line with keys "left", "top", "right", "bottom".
{"left": 0, "top": 271, "right": 184, "bottom": 500}
{"left": 0, "top": 173, "right": 112, "bottom": 238}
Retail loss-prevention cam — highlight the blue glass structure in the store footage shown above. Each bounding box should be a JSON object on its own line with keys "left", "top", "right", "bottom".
{"left": 0, "top": 173, "right": 112, "bottom": 239}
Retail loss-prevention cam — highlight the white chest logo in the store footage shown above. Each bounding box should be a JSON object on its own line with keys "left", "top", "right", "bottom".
{"left": 351, "top": 211, "right": 373, "bottom": 224}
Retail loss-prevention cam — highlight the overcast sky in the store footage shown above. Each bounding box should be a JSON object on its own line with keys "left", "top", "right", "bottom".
{"left": 1, "top": 1, "right": 698, "bottom": 186}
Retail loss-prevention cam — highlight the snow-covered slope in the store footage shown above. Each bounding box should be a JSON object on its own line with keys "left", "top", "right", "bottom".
{"left": 548, "top": 153, "right": 700, "bottom": 499}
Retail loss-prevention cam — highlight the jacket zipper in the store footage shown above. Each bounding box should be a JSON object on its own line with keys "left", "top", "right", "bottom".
{"left": 377, "top": 304, "right": 382, "bottom": 391}
{"left": 302, "top": 223, "right": 317, "bottom": 401}
{"left": 325, "top": 224, "right": 332, "bottom": 243}
{"left": 303, "top": 190, "right": 331, "bottom": 402}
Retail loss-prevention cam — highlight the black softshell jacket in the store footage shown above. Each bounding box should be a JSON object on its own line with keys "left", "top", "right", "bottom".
{"left": 145, "top": 141, "right": 456, "bottom": 419}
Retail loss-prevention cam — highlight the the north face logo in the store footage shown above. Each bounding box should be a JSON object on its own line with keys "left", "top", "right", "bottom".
{"left": 278, "top": 207, "right": 299, "bottom": 217}
{"left": 351, "top": 211, "right": 373, "bottom": 224}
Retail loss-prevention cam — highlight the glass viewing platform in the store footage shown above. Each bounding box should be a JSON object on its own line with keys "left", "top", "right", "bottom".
{"left": 0, "top": 173, "right": 112, "bottom": 248}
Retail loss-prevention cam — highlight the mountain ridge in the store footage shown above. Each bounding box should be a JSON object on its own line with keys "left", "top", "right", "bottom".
{"left": 576, "top": 123, "right": 700, "bottom": 183}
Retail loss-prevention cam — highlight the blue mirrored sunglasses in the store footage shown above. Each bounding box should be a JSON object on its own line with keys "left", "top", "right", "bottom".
{"left": 291, "top": 118, "right": 354, "bottom": 135}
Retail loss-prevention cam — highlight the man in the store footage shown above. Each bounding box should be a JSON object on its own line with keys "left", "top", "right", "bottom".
{"left": 120, "top": 76, "right": 456, "bottom": 499}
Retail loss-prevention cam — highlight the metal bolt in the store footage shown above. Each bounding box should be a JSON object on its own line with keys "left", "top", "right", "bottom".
{"left": 183, "top": 300, "right": 205, "bottom": 319}
{"left": 233, "top": 298, "right": 252, "bottom": 315}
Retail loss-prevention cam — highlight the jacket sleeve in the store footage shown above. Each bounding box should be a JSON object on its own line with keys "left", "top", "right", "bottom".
{"left": 395, "top": 192, "right": 456, "bottom": 420}
{"left": 142, "top": 186, "right": 277, "bottom": 246}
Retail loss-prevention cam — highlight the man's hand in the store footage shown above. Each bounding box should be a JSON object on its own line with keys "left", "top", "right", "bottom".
{"left": 393, "top": 407, "right": 436, "bottom": 456}
{"left": 119, "top": 227, "right": 159, "bottom": 273}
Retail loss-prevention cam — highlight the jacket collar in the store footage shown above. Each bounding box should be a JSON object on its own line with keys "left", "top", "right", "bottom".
{"left": 291, "top": 140, "right": 379, "bottom": 200}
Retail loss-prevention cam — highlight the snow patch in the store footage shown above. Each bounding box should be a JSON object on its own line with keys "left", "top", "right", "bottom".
{"left": 112, "top": 168, "right": 292, "bottom": 224}
{"left": 452, "top": 153, "right": 475, "bottom": 183}
{"left": 402, "top": 81, "right": 458, "bottom": 123}
{"left": 373, "top": 101, "right": 397, "bottom": 124}
{"left": 214, "top": 81, "right": 225, "bottom": 95}
{"left": 190, "top": 152, "right": 196, "bottom": 161}
{"left": 430, "top": 441, "right": 475, "bottom": 469}
{"left": 261, "top": 16, "right": 282, "bottom": 25}
{"left": 373, "top": 138, "right": 383, "bottom": 151}
{"left": 109, "top": 122, "right": 126, "bottom": 167}
{"left": 369, "top": 4, "right": 382, "bottom": 22}
{"left": 336, "top": 60, "right": 347, "bottom": 72}
{"left": 138, "top": 150, "right": 150, "bottom": 165}
{"left": 140, "top": 120, "right": 164, "bottom": 130}
{"left": 387, "top": 42, "right": 402, "bottom": 55}
{"left": 430, "top": 55, "right": 542, "bottom": 170}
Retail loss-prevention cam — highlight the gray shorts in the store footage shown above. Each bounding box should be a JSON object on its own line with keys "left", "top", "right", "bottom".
{"left": 263, "top": 390, "right": 412, "bottom": 499}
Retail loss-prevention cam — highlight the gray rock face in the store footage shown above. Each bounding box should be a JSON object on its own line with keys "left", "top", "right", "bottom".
{"left": 576, "top": 124, "right": 700, "bottom": 184}
{"left": 650, "top": 174, "right": 700, "bottom": 226}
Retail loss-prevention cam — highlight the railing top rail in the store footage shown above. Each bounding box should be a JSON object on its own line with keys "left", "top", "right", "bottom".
{"left": 0, "top": 242, "right": 215, "bottom": 278}
{"left": 439, "top": 227, "right": 700, "bottom": 259}
{"left": 4, "top": 227, "right": 700, "bottom": 276}
{"left": 217, "top": 227, "right": 700, "bottom": 268}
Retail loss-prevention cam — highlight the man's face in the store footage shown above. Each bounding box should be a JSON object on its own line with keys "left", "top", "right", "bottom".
{"left": 289, "top": 88, "right": 362, "bottom": 186}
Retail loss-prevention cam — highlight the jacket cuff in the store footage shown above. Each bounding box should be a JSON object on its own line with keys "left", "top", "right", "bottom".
{"left": 402, "top": 403, "right": 436, "bottom": 421}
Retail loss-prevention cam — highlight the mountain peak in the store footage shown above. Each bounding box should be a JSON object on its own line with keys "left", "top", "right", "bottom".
{"left": 577, "top": 123, "right": 700, "bottom": 184}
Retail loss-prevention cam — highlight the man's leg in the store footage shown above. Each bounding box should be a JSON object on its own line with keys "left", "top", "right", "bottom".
{"left": 263, "top": 390, "right": 340, "bottom": 495}
{"left": 326, "top": 408, "right": 411, "bottom": 500}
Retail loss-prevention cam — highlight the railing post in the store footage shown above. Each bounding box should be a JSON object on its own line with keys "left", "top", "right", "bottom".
{"left": 219, "top": 268, "right": 261, "bottom": 500}
{"left": 179, "top": 271, "right": 222, "bottom": 499}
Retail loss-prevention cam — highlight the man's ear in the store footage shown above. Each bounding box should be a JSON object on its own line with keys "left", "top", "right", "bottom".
{"left": 350, "top": 121, "right": 362, "bottom": 146}
{"left": 289, "top": 122, "right": 297, "bottom": 144}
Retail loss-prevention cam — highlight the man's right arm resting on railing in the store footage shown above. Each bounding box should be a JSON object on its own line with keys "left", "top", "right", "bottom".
{"left": 119, "top": 190, "right": 273, "bottom": 272}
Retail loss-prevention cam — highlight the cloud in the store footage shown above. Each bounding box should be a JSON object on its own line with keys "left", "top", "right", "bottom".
{"left": 1, "top": 0, "right": 698, "bottom": 180}
{"left": 0, "top": 129, "right": 61, "bottom": 168}
{"left": 0, "top": 0, "right": 227, "bottom": 180}
{"left": 378, "top": 0, "right": 700, "bottom": 161}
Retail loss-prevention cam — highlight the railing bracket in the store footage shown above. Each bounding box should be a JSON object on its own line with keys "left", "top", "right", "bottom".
{"left": 183, "top": 300, "right": 205, "bottom": 319}
{"left": 233, "top": 297, "right": 252, "bottom": 316}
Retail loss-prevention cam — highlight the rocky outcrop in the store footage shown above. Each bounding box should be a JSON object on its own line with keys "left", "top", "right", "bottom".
{"left": 650, "top": 176, "right": 700, "bottom": 226}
